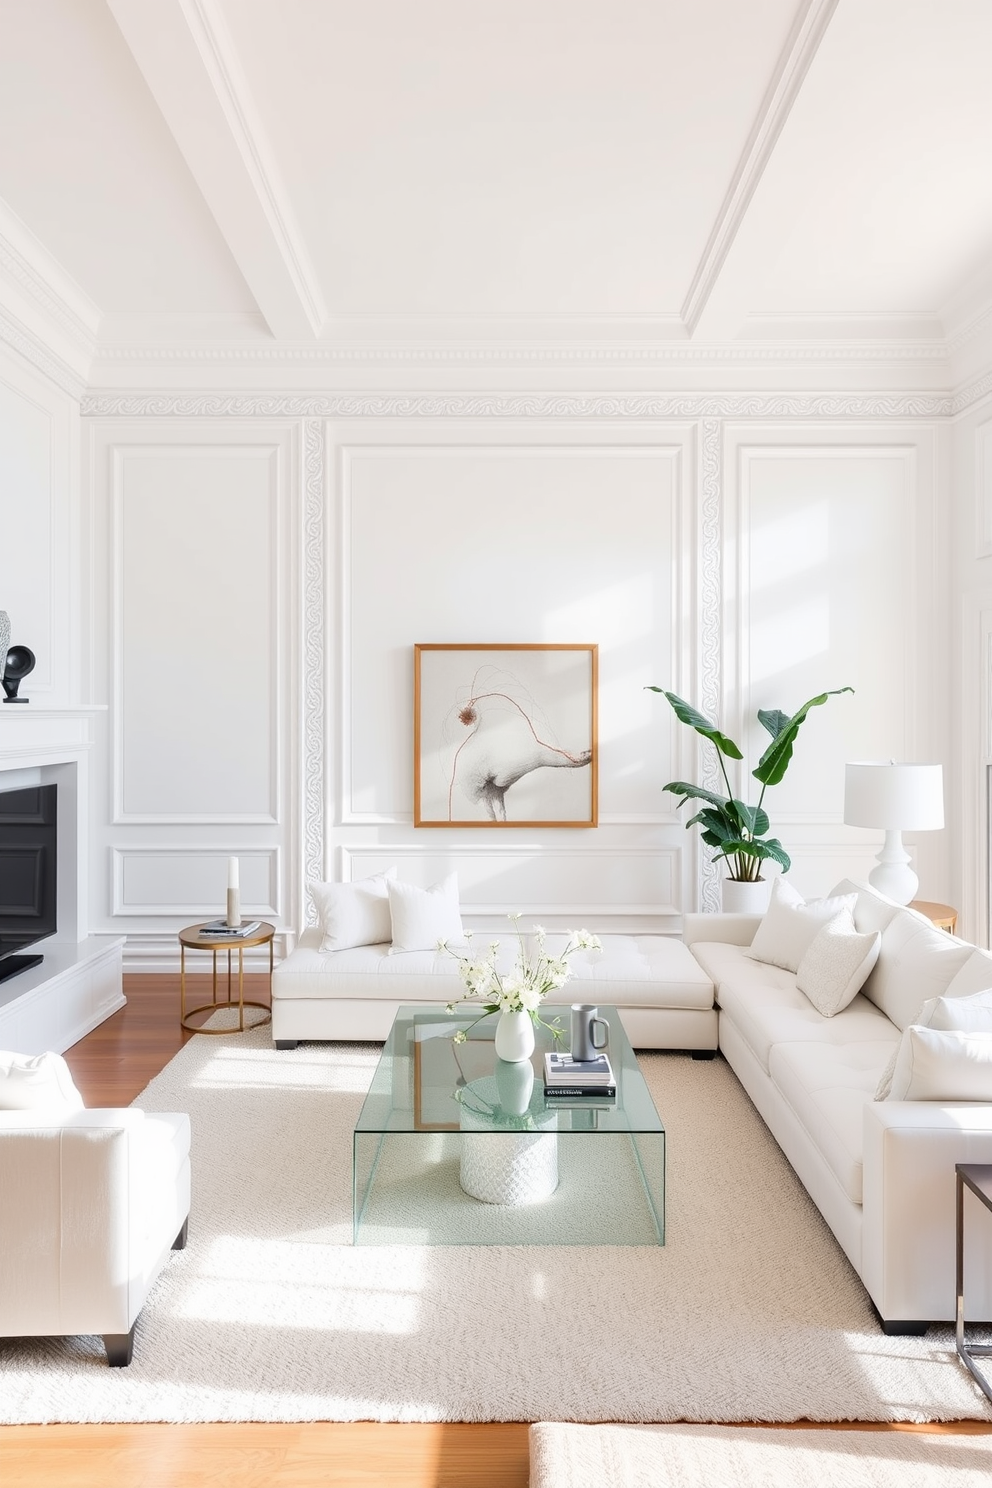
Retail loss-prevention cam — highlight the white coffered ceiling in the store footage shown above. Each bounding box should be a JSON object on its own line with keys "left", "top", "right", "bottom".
{"left": 0, "top": 0, "right": 990, "bottom": 374}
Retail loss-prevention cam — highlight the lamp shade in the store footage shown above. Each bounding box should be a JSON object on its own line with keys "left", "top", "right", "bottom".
{"left": 843, "top": 763, "right": 944, "bottom": 831}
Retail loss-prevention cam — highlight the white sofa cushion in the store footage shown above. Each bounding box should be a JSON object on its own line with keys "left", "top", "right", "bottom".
{"left": 698, "top": 941, "right": 896, "bottom": 1071}
{"left": 769, "top": 1040, "right": 892, "bottom": 1204}
{"left": 309, "top": 869, "right": 395, "bottom": 951}
{"left": 273, "top": 930, "right": 716, "bottom": 1011}
{"left": 942, "top": 946, "right": 992, "bottom": 1000}
{"left": 795, "top": 911, "right": 881, "bottom": 1017}
{"left": 888, "top": 1026, "right": 992, "bottom": 1102}
{"left": 388, "top": 872, "right": 464, "bottom": 952}
{"left": 747, "top": 879, "right": 857, "bottom": 974}
{"left": 0, "top": 1050, "right": 84, "bottom": 1113}
{"left": 860, "top": 912, "right": 972, "bottom": 1031}
{"left": 829, "top": 879, "right": 973, "bottom": 1029}
{"left": 875, "top": 990, "right": 992, "bottom": 1098}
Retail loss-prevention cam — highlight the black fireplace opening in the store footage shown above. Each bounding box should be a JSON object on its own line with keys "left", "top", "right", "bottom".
{"left": 0, "top": 783, "right": 58, "bottom": 984}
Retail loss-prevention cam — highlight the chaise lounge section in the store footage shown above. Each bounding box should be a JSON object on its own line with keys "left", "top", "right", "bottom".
{"left": 271, "top": 929, "right": 718, "bottom": 1052}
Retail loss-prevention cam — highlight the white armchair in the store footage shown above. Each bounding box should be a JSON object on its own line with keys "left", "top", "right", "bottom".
{"left": 0, "top": 1106, "right": 191, "bottom": 1365}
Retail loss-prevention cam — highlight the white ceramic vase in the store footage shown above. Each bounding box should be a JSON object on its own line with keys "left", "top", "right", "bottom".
{"left": 721, "top": 877, "right": 772, "bottom": 914}
{"left": 494, "top": 1008, "right": 536, "bottom": 1062}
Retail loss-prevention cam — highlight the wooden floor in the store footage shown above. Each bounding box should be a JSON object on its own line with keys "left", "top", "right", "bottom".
{"left": 2, "top": 975, "right": 989, "bottom": 1488}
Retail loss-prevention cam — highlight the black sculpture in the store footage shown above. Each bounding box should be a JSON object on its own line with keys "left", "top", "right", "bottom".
{"left": 2, "top": 645, "right": 35, "bottom": 703}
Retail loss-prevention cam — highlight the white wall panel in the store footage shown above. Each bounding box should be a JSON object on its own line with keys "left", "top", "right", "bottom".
{"left": 112, "top": 848, "right": 277, "bottom": 916}
{"left": 339, "top": 444, "right": 686, "bottom": 826}
{"left": 977, "top": 416, "right": 992, "bottom": 559}
{"left": 339, "top": 844, "right": 679, "bottom": 917}
{"left": 726, "top": 436, "right": 930, "bottom": 829}
{"left": 113, "top": 445, "right": 279, "bottom": 821}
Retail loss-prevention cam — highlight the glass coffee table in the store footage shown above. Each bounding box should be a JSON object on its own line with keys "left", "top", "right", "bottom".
{"left": 353, "top": 1004, "right": 665, "bottom": 1245}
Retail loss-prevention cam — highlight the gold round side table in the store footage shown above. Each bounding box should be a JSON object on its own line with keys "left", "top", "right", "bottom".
{"left": 179, "top": 921, "right": 275, "bottom": 1034}
{"left": 910, "top": 900, "right": 958, "bottom": 934}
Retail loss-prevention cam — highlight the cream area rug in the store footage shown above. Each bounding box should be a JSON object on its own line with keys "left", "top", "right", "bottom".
{"left": 2, "top": 1027, "right": 992, "bottom": 1424}
{"left": 529, "top": 1424, "right": 992, "bottom": 1488}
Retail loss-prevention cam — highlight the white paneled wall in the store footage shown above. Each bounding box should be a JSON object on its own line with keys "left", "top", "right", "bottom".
{"left": 85, "top": 420, "right": 300, "bottom": 967}
{"left": 76, "top": 403, "right": 951, "bottom": 961}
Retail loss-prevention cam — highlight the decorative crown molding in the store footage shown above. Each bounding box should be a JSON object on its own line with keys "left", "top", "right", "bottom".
{"left": 80, "top": 390, "right": 955, "bottom": 420}
{"left": 0, "top": 304, "right": 86, "bottom": 399}
{"left": 952, "top": 367, "right": 992, "bottom": 418}
{"left": 90, "top": 339, "right": 951, "bottom": 369}
{"left": 0, "top": 200, "right": 100, "bottom": 365}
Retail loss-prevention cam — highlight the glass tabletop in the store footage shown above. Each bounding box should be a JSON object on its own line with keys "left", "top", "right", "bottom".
{"left": 354, "top": 1003, "right": 666, "bottom": 1137}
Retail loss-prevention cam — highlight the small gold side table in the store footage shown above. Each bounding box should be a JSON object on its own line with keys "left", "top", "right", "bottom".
{"left": 910, "top": 900, "right": 958, "bottom": 934}
{"left": 179, "top": 921, "right": 274, "bottom": 1034}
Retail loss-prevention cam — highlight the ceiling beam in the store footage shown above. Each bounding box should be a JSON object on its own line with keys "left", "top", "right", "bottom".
{"left": 106, "top": 0, "right": 325, "bottom": 340}
{"left": 682, "top": 0, "right": 839, "bottom": 342}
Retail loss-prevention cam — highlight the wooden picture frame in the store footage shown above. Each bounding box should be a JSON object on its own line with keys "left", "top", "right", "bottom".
{"left": 414, "top": 643, "right": 598, "bottom": 827}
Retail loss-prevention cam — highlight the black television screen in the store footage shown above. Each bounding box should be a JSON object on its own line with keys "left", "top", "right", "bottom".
{"left": 0, "top": 783, "right": 57, "bottom": 983}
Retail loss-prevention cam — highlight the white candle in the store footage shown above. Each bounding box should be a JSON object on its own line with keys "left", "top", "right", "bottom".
{"left": 228, "top": 856, "right": 239, "bottom": 890}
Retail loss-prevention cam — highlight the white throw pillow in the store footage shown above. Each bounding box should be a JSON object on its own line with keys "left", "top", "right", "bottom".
{"left": 875, "top": 988, "right": 992, "bottom": 1098}
{"left": 309, "top": 869, "right": 396, "bottom": 951}
{"left": 747, "top": 878, "right": 858, "bottom": 974}
{"left": 795, "top": 910, "right": 881, "bottom": 1017}
{"left": 0, "top": 1049, "right": 84, "bottom": 1112}
{"left": 388, "top": 872, "right": 464, "bottom": 953}
{"left": 886, "top": 1026, "right": 992, "bottom": 1102}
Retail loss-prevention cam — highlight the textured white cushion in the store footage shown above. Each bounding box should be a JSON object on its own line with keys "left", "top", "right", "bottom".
{"left": 388, "top": 872, "right": 464, "bottom": 952}
{"left": 875, "top": 988, "right": 992, "bottom": 1098}
{"left": 309, "top": 869, "right": 396, "bottom": 951}
{"left": 747, "top": 878, "right": 857, "bottom": 974}
{"left": 887, "top": 1025, "right": 992, "bottom": 1102}
{"left": 0, "top": 1049, "right": 84, "bottom": 1112}
{"left": 795, "top": 910, "right": 881, "bottom": 1017}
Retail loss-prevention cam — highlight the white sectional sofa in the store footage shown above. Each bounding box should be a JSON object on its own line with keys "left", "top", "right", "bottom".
{"left": 686, "top": 879, "right": 992, "bottom": 1333}
{"left": 271, "top": 929, "right": 718, "bottom": 1053}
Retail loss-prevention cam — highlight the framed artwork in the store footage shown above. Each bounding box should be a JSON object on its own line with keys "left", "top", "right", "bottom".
{"left": 414, "top": 643, "right": 598, "bottom": 827}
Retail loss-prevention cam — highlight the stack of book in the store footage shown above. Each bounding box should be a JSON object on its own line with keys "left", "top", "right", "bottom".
{"left": 198, "top": 918, "right": 261, "bottom": 939}
{"left": 543, "top": 1050, "right": 616, "bottom": 1099}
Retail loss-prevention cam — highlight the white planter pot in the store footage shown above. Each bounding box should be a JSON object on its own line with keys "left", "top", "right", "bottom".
{"left": 494, "top": 1008, "right": 536, "bottom": 1062}
{"left": 721, "top": 878, "right": 772, "bottom": 914}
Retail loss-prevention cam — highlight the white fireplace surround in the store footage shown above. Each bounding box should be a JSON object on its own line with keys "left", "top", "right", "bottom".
{"left": 0, "top": 708, "right": 124, "bottom": 1055}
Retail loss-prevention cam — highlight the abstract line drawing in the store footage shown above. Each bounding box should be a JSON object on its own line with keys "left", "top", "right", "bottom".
{"left": 414, "top": 644, "right": 598, "bottom": 828}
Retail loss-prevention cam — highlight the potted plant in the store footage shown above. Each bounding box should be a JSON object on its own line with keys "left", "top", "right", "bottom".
{"left": 646, "top": 686, "right": 853, "bottom": 912}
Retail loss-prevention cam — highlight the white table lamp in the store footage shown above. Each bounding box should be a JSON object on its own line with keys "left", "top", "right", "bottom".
{"left": 843, "top": 762, "right": 944, "bottom": 905}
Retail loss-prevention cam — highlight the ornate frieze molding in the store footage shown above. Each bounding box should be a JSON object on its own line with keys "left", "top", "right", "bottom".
{"left": 81, "top": 391, "right": 954, "bottom": 419}
{"left": 953, "top": 368, "right": 992, "bottom": 417}
{"left": 302, "top": 418, "right": 324, "bottom": 920}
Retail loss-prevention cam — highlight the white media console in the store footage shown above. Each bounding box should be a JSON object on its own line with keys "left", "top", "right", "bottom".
{"left": 0, "top": 708, "right": 124, "bottom": 1054}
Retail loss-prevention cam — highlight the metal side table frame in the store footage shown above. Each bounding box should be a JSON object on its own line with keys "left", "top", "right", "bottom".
{"left": 179, "top": 921, "right": 274, "bottom": 1034}
{"left": 955, "top": 1162, "right": 992, "bottom": 1404}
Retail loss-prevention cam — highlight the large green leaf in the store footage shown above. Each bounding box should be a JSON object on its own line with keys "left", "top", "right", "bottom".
{"left": 732, "top": 800, "right": 769, "bottom": 836}
{"left": 753, "top": 687, "right": 854, "bottom": 787}
{"left": 757, "top": 708, "right": 790, "bottom": 740}
{"left": 647, "top": 688, "right": 743, "bottom": 760}
{"left": 662, "top": 781, "right": 731, "bottom": 812}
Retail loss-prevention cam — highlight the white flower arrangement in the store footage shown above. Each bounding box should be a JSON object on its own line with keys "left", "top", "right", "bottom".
{"left": 438, "top": 913, "right": 603, "bottom": 1044}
